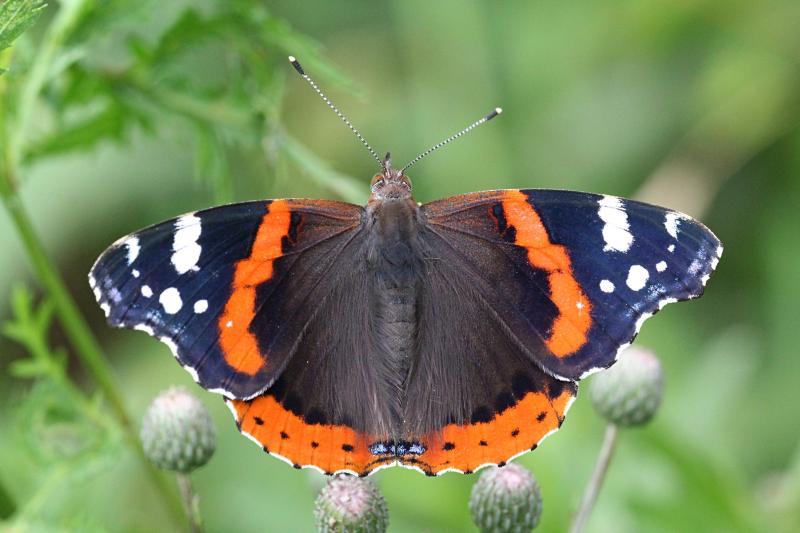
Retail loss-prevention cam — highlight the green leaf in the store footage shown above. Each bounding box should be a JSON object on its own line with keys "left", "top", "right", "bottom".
{"left": 193, "top": 122, "right": 234, "bottom": 204}
{"left": 8, "top": 358, "right": 47, "bottom": 378}
{"left": 0, "top": 0, "right": 47, "bottom": 54}
{"left": 25, "top": 102, "right": 131, "bottom": 161}
{"left": 283, "top": 134, "right": 368, "bottom": 204}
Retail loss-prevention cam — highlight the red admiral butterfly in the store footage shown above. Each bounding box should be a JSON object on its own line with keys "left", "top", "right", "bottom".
{"left": 90, "top": 57, "right": 722, "bottom": 476}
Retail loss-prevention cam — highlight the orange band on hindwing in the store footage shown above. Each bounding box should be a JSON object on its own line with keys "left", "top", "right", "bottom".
{"left": 229, "top": 396, "right": 380, "bottom": 474}
{"left": 229, "top": 384, "right": 575, "bottom": 476}
{"left": 218, "top": 201, "right": 291, "bottom": 375}
{"left": 501, "top": 190, "right": 592, "bottom": 357}
{"left": 413, "top": 385, "right": 575, "bottom": 474}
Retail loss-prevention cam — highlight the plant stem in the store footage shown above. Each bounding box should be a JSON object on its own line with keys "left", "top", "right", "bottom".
{"left": 0, "top": 193, "right": 187, "bottom": 527}
{"left": 570, "top": 424, "right": 619, "bottom": 533}
{"left": 0, "top": 5, "right": 184, "bottom": 519}
{"left": 2, "top": 194, "right": 126, "bottom": 418}
{"left": 0, "top": 477, "right": 15, "bottom": 519}
{"left": 282, "top": 133, "right": 368, "bottom": 204}
{"left": 8, "top": 0, "right": 88, "bottom": 171}
{"left": 177, "top": 473, "right": 203, "bottom": 533}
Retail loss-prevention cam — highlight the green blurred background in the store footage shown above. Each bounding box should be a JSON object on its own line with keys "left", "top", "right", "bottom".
{"left": 1, "top": 0, "right": 799, "bottom": 531}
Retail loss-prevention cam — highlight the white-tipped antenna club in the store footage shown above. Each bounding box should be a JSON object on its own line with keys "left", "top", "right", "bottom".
{"left": 287, "top": 55, "right": 382, "bottom": 166}
{"left": 400, "top": 107, "right": 503, "bottom": 173}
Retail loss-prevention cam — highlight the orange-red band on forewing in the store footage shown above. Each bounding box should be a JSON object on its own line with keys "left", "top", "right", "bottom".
{"left": 230, "top": 396, "right": 381, "bottom": 474}
{"left": 501, "top": 190, "right": 592, "bottom": 357}
{"left": 218, "top": 201, "right": 291, "bottom": 375}
{"left": 412, "top": 386, "right": 575, "bottom": 474}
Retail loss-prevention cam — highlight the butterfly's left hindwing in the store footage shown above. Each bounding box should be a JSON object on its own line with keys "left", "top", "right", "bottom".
{"left": 89, "top": 199, "right": 363, "bottom": 399}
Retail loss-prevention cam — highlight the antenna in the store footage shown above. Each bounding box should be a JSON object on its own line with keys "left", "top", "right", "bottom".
{"left": 288, "top": 56, "right": 383, "bottom": 167}
{"left": 400, "top": 107, "right": 503, "bottom": 173}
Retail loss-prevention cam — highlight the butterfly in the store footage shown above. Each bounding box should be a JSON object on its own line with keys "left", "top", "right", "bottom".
{"left": 89, "top": 57, "right": 722, "bottom": 476}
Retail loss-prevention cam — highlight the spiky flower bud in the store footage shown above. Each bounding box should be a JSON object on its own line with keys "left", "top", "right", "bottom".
{"left": 470, "top": 463, "right": 543, "bottom": 532}
{"left": 140, "top": 387, "right": 216, "bottom": 473}
{"left": 314, "top": 475, "right": 389, "bottom": 533}
{"left": 590, "top": 346, "right": 664, "bottom": 427}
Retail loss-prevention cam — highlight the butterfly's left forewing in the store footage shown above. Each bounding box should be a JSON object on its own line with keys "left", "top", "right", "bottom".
{"left": 89, "top": 199, "right": 364, "bottom": 399}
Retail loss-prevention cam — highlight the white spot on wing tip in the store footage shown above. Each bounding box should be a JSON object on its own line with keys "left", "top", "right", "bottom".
{"left": 664, "top": 212, "right": 686, "bottom": 239}
{"left": 141, "top": 285, "right": 153, "bottom": 298}
{"left": 159, "top": 287, "right": 182, "bottom": 314}
{"left": 626, "top": 265, "right": 649, "bottom": 291}
{"left": 598, "top": 195, "right": 633, "bottom": 252}
{"left": 599, "top": 279, "right": 615, "bottom": 293}
{"left": 656, "top": 261, "right": 667, "bottom": 272}
{"left": 132, "top": 269, "right": 140, "bottom": 278}
{"left": 172, "top": 214, "right": 203, "bottom": 275}
{"left": 100, "top": 303, "right": 110, "bottom": 317}
{"left": 193, "top": 299, "right": 208, "bottom": 314}
{"left": 125, "top": 237, "right": 140, "bottom": 264}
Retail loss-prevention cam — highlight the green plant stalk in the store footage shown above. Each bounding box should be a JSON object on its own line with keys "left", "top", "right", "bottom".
{"left": 0, "top": 0, "right": 189, "bottom": 525}
{"left": 0, "top": 477, "right": 15, "bottom": 519}
{"left": 2, "top": 194, "right": 125, "bottom": 420}
{"left": 177, "top": 473, "right": 203, "bottom": 533}
{"left": 0, "top": 192, "right": 187, "bottom": 527}
{"left": 8, "top": 0, "right": 87, "bottom": 172}
{"left": 7, "top": 302, "right": 112, "bottom": 430}
{"left": 570, "top": 424, "right": 619, "bottom": 533}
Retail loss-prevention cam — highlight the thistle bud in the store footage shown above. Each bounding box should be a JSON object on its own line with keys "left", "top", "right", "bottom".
{"left": 314, "top": 475, "right": 389, "bottom": 533}
{"left": 140, "top": 387, "right": 216, "bottom": 473}
{"left": 590, "top": 346, "right": 664, "bottom": 427}
{"left": 470, "top": 463, "right": 543, "bottom": 532}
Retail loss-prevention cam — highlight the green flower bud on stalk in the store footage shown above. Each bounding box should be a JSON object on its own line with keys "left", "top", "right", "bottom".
{"left": 314, "top": 475, "right": 389, "bottom": 533}
{"left": 470, "top": 463, "right": 543, "bottom": 532}
{"left": 590, "top": 346, "right": 664, "bottom": 427}
{"left": 140, "top": 387, "right": 216, "bottom": 473}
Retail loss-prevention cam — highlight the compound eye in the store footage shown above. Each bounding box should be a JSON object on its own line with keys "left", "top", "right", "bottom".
{"left": 370, "top": 174, "right": 384, "bottom": 187}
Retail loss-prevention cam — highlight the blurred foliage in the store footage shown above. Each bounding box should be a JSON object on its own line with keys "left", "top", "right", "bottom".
{"left": 1, "top": 0, "right": 799, "bottom": 531}
{"left": 0, "top": 1, "right": 46, "bottom": 69}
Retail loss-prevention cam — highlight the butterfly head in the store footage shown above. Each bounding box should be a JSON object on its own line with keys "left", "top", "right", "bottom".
{"left": 370, "top": 152, "right": 412, "bottom": 201}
